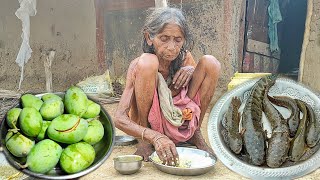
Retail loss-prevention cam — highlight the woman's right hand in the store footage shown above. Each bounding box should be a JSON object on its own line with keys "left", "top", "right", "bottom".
{"left": 153, "top": 135, "right": 179, "bottom": 166}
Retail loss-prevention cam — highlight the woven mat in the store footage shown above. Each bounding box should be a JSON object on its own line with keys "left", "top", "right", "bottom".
{"left": 0, "top": 90, "right": 21, "bottom": 123}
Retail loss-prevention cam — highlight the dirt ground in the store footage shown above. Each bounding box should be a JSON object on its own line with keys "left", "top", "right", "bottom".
{"left": 79, "top": 103, "right": 320, "bottom": 180}
{"left": 2, "top": 103, "right": 320, "bottom": 180}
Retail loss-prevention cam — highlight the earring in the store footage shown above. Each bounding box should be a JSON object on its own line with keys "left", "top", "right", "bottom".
{"left": 181, "top": 46, "right": 186, "bottom": 52}
{"left": 150, "top": 44, "right": 155, "bottom": 52}
{"left": 179, "top": 48, "right": 186, "bottom": 59}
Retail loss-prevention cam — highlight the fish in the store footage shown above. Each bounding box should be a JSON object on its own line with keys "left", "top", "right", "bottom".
{"left": 242, "top": 75, "right": 277, "bottom": 166}
{"left": 304, "top": 102, "right": 320, "bottom": 148}
{"left": 289, "top": 99, "right": 308, "bottom": 162}
{"left": 222, "top": 97, "right": 243, "bottom": 154}
{"left": 300, "top": 141, "right": 320, "bottom": 161}
{"left": 268, "top": 95, "right": 300, "bottom": 137}
{"left": 263, "top": 87, "right": 290, "bottom": 168}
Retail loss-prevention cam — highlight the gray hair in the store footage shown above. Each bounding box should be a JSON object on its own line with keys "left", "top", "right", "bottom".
{"left": 142, "top": 7, "right": 194, "bottom": 81}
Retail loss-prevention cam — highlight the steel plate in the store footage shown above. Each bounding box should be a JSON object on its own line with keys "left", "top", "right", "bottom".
{"left": 115, "top": 135, "right": 137, "bottom": 146}
{"left": 149, "top": 147, "right": 216, "bottom": 176}
{"left": 208, "top": 77, "right": 320, "bottom": 179}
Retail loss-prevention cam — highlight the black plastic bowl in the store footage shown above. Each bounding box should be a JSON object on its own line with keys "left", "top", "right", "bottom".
{"left": 0, "top": 92, "right": 115, "bottom": 179}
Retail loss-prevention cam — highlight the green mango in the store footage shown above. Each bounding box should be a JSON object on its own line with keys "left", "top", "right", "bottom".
{"left": 47, "top": 114, "right": 88, "bottom": 144}
{"left": 19, "top": 107, "right": 43, "bottom": 137}
{"left": 26, "top": 139, "right": 62, "bottom": 174}
{"left": 82, "top": 100, "right": 101, "bottom": 119}
{"left": 41, "top": 93, "right": 63, "bottom": 102}
{"left": 6, "top": 108, "right": 22, "bottom": 129}
{"left": 60, "top": 142, "right": 95, "bottom": 174}
{"left": 5, "top": 131, "right": 35, "bottom": 157}
{"left": 40, "top": 99, "right": 64, "bottom": 120}
{"left": 21, "top": 94, "right": 43, "bottom": 111}
{"left": 36, "top": 121, "right": 51, "bottom": 141}
{"left": 83, "top": 119, "right": 104, "bottom": 145}
{"left": 64, "top": 86, "right": 88, "bottom": 117}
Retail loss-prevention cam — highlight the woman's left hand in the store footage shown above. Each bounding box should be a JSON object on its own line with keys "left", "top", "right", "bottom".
{"left": 172, "top": 66, "right": 195, "bottom": 89}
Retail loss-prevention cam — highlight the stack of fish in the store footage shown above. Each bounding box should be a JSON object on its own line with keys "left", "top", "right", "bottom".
{"left": 221, "top": 75, "right": 320, "bottom": 168}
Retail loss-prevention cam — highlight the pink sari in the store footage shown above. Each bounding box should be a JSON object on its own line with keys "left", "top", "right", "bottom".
{"left": 148, "top": 87, "right": 201, "bottom": 144}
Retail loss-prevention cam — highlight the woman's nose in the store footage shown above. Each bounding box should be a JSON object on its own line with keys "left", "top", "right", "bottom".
{"left": 167, "top": 40, "right": 175, "bottom": 50}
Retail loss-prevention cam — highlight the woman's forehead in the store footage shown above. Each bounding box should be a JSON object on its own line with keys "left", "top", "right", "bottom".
{"left": 158, "top": 23, "right": 184, "bottom": 37}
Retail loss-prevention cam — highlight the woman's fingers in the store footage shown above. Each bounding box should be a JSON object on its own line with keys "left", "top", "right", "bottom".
{"left": 182, "top": 71, "right": 192, "bottom": 87}
{"left": 156, "top": 148, "right": 167, "bottom": 165}
{"left": 165, "top": 147, "right": 174, "bottom": 166}
{"left": 173, "top": 66, "right": 194, "bottom": 89}
{"left": 154, "top": 136, "right": 179, "bottom": 166}
{"left": 173, "top": 69, "right": 193, "bottom": 89}
{"left": 170, "top": 145, "right": 179, "bottom": 165}
{"left": 172, "top": 69, "right": 181, "bottom": 85}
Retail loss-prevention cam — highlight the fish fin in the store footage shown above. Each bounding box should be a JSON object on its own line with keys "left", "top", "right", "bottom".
{"left": 221, "top": 128, "right": 230, "bottom": 146}
{"left": 240, "top": 128, "right": 246, "bottom": 135}
{"left": 233, "top": 97, "right": 242, "bottom": 108}
{"left": 264, "top": 130, "right": 268, "bottom": 139}
{"left": 221, "top": 113, "right": 227, "bottom": 128}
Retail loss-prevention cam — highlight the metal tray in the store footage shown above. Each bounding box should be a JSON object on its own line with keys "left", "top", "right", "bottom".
{"left": 0, "top": 92, "right": 115, "bottom": 180}
{"left": 149, "top": 147, "right": 216, "bottom": 176}
{"left": 115, "top": 135, "right": 137, "bottom": 146}
{"left": 208, "top": 77, "right": 320, "bottom": 179}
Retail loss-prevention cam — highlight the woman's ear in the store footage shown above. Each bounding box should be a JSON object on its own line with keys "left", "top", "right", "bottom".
{"left": 144, "top": 32, "right": 153, "bottom": 46}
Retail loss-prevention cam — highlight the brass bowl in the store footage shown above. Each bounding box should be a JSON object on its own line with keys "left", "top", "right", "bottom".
{"left": 113, "top": 155, "right": 143, "bottom": 175}
{"left": 0, "top": 92, "right": 115, "bottom": 179}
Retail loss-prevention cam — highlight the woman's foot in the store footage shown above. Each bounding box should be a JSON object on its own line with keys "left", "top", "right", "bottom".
{"left": 134, "top": 140, "right": 154, "bottom": 161}
{"left": 187, "top": 129, "right": 215, "bottom": 156}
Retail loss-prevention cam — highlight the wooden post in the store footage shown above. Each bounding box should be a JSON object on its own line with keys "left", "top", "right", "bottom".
{"left": 155, "top": 0, "right": 167, "bottom": 8}
{"left": 95, "top": 0, "right": 107, "bottom": 72}
{"left": 299, "top": 0, "right": 313, "bottom": 82}
{"left": 44, "top": 50, "right": 55, "bottom": 92}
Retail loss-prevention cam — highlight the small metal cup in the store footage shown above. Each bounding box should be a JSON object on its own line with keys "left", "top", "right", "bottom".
{"left": 113, "top": 155, "right": 143, "bottom": 175}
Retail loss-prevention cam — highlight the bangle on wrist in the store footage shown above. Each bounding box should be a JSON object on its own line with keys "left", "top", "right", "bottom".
{"left": 141, "top": 128, "right": 147, "bottom": 141}
{"left": 154, "top": 135, "right": 166, "bottom": 143}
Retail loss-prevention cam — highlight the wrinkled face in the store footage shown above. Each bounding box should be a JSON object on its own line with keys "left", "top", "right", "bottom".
{"left": 146, "top": 23, "right": 185, "bottom": 62}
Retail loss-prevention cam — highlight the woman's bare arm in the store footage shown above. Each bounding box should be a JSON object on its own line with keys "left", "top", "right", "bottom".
{"left": 114, "top": 59, "right": 149, "bottom": 139}
{"left": 114, "top": 59, "right": 161, "bottom": 143}
{"left": 183, "top": 50, "right": 197, "bottom": 67}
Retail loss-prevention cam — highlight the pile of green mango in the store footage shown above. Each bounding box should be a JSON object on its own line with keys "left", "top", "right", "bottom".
{"left": 5, "top": 86, "right": 104, "bottom": 174}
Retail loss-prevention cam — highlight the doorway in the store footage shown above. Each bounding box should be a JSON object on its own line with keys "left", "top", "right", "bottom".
{"left": 241, "top": 0, "right": 308, "bottom": 80}
{"left": 278, "top": 0, "right": 308, "bottom": 79}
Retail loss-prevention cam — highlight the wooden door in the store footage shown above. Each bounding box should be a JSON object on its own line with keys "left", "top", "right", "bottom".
{"left": 242, "top": 0, "right": 283, "bottom": 73}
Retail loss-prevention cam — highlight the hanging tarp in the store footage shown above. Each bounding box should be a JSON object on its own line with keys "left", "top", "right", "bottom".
{"left": 15, "top": 0, "right": 37, "bottom": 89}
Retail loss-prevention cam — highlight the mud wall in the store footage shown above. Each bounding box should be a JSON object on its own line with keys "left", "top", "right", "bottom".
{"left": 0, "top": 0, "right": 98, "bottom": 92}
{"left": 105, "top": 0, "right": 244, "bottom": 103}
{"left": 300, "top": 0, "right": 320, "bottom": 92}
{"left": 0, "top": 0, "right": 244, "bottom": 104}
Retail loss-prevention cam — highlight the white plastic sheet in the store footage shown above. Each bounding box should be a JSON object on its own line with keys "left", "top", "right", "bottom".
{"left": 15, "top": 0, "right": 37, "bottom": 89}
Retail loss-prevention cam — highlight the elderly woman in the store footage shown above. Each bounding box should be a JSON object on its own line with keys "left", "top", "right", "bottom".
{"left": 115, "top": 7, "right": 220, "bottom": 166}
